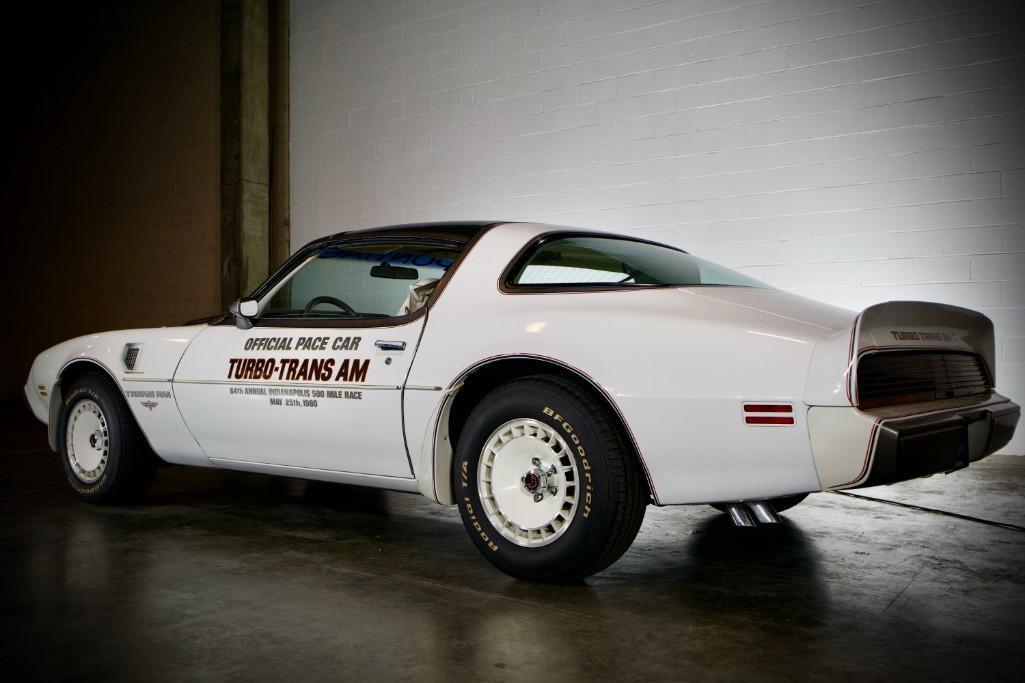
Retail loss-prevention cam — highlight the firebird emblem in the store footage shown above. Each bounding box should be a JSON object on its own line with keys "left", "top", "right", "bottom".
{"left": 141, "top": 401, "right": 158, "bottom": 411}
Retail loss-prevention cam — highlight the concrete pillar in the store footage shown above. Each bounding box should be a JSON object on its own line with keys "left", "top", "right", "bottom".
{"left": 268, "top": 0, "right": 290, "bottom": 271}
{"left": 221, "top": 0, "right": 270, "bottom": 309}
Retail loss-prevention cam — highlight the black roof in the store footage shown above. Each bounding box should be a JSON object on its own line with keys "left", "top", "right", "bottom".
{"left": 315, "top": 221, "right": 507, "bottom": 245}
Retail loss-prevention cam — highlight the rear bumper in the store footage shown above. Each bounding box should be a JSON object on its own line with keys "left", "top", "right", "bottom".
{"left": 861, "top": 394, "right": 1019, "bottom": 488}
{"left": 808, "top": 393, "right": 1019, "bottom": 490}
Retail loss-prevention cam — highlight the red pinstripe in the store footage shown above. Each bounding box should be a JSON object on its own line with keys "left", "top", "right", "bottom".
{"left": 836, "top": 418, "right": 881, "bottom": 488}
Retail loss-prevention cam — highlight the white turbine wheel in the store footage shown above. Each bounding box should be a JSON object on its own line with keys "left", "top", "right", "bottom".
{"left": 66, "top": 399, "right": 110, "bottom": 484}
{"left": 478, "top": 418, "right": 580, "bottom": 548}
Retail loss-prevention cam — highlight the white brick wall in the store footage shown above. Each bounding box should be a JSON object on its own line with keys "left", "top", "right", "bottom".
{"left": 291, "top": 0, "right": 1025, "bottom": 453}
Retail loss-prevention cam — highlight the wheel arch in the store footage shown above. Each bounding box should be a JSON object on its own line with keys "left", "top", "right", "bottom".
{"left": 50, "top": 358, "right": 154, "bottom": 456}
{"left": 430, "top": 354, "right": 658, "bottom": 505}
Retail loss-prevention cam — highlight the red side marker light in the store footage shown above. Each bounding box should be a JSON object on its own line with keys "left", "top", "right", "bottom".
{"left": 743, "top": 404, "right": 792, "bottom": 413}
{"left": 745, "top": 415, "right": 795, "bottom": 425}
{"left": 743, "top": 403, "right": 795, "bottom": 426}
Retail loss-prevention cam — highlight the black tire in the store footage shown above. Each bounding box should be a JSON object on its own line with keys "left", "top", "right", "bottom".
{"left": 453, "top": 375, "right": 648, "bottom": 582}
{"left": 711, "top": 493, "right": 808, "bottom": 516}
{"left": 59, "top": 373, "right": 158, "bottom": 503}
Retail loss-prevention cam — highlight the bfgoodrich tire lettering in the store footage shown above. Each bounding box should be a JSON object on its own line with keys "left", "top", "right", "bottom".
{"left": 59, "top": 373, "right": 158, "bottom": 504}
{"left": 454, "top": 375, "right": 648, "bottom": 582}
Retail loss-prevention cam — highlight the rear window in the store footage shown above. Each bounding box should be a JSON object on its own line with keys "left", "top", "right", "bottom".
{"left": 507, "top": 236, "right": 768, "bottom": 289}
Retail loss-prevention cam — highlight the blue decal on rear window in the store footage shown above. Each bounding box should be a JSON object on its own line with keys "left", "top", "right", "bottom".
{"left": 318, "top": 247, "right": 453, "bottom": 269}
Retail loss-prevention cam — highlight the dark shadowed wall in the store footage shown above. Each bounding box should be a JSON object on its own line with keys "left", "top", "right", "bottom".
{"left": 5, "top": 1, "right": 222, "bottom": 408}
{"left": 5, "top": 0, "right": 290, "bottom": 414}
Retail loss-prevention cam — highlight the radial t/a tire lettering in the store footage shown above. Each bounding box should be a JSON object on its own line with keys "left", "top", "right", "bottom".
{"left": 59, "top": 372, "right": 158, "bottom": 504}
{"left": 453, "top": 375, "right": 648, "bottom": 582}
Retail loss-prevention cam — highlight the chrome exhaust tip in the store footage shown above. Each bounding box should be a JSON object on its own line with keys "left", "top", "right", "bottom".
{"left": 747, "top": 501, "right": 780, "bottom": 525}
{"left": 726, "top": 504, "right": 756, "bottom": 527}
{"left": 723, "top": 501, "right": 781, "bottom": 527}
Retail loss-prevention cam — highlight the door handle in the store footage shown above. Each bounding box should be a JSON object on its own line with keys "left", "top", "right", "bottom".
{"left": 375, "top": 340, "right": 407, "bottom": 351}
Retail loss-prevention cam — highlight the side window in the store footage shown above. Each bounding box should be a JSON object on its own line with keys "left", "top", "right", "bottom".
{"left": 509, "top": 236, "right": 767, "bottom": 289}
{"left": 261, "top": 242, "right": 460, "bottom": 319}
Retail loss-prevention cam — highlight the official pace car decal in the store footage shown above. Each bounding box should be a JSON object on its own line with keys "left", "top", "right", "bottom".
{"left": 225, "top": 335, "right": 369, "bottom": 410}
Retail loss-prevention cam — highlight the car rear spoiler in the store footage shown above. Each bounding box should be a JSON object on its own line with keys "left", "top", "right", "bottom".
{"left": 853, "top": 301, "right": 996, "bottom": 379}
{"left": 805, "top": 301, "right": 996, "bottom": 407}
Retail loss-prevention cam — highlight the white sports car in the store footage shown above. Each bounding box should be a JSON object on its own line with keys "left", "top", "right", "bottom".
{"left": 25, "top": 222, "right": 1020, "bottom": 581}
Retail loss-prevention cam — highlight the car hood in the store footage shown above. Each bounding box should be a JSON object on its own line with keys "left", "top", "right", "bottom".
{"left": 29, "top": 324, "right": 211, "bottom": 388}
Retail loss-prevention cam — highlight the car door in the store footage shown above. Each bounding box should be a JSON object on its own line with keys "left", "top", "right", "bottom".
{"left": 173, "top": 237, "right": 461, "bottom": 479}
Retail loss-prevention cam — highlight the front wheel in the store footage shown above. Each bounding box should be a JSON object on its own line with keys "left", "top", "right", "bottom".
{"left": 454, "top": 376, "right": 648, "bottom": 582}
{"left": 60, "top": 373, "right": 158, "bottom": 503}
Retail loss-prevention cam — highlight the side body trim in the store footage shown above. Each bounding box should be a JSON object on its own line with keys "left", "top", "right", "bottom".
{"left": 208, "top": 458, "right": 420, "bottom": 489}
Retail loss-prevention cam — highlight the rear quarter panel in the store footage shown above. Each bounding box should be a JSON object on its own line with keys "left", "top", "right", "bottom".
{"left": 406, "top": 225, "right": 843, "bottom": 505}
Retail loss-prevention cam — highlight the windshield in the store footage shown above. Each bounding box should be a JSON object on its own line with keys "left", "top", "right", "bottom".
{"left": 508, "top": 236, "right": 768, "bottom": 288}
{"left": 261, "top": 242, "right": 461, "bottom": 319}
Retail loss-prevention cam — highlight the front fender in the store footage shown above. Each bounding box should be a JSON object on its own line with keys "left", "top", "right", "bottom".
{"left": 26, "top": 325, "right": 211, "bottom": 464}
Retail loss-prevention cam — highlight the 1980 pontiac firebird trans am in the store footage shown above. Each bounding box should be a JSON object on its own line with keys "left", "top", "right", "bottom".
{"left": 25, "top": 222, "right": 1021, "bottom": 581}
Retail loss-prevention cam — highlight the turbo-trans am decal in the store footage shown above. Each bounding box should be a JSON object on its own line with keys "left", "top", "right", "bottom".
{"left": 224, "top": 335, "right": 373, "bottom": 409}
{"left": 227, "top": 335, "right": 369, "bottom": 383}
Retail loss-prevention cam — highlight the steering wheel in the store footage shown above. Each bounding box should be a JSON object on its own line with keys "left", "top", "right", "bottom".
{"left": 303, "top": 295, "right": 357, "bottom": 317}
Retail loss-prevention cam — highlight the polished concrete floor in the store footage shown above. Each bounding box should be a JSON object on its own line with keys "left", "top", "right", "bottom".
{"left": 2, "top": 411, "right": 1024, "bottom": 681}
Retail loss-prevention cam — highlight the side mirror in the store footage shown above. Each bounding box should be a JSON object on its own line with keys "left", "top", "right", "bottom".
{"left": 239, "top": 299, "right": 259, "bottom": 317}
{"left": 230, "top": 298, "right": 258, "bottom": 330}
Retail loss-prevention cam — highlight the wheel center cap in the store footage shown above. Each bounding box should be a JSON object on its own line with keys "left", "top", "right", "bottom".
{"left": 89, "top": 432, "right": 99, "bottom": 449}
{"left": 522, "top": 457, "right": 559, "bottom": 501}
{"left": 523, "top": 470, "right": 543, "bottom": 493}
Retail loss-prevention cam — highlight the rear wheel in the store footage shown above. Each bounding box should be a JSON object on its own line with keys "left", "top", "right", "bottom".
{"left": 60, "top": 373, "right": 158, "bottom": 503}
{"left": 454, "top": 376, "right": 648, "bottom": 582}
